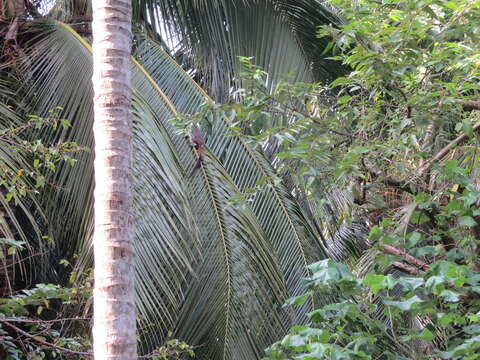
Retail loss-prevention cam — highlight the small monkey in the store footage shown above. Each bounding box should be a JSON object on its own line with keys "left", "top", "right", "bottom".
{"left": 190, "top": 125, "right": 205, "bottom": 174}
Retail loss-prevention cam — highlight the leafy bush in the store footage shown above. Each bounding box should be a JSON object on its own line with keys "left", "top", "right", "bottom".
{"left": 0, "top": 278, "right": 91, "bottom": 359}
{"left": 264, "top": 192, "right": 480, "bottom": 358}
{"left": 0, "top": 109, "right": 89, "bottom": 359}
{"left": 0, "top": 107, "right": 86, "bottom": 202}
{"left": 262, "top": 165, "right": 480, "bottom": 360}
{"left": 260, "top": 0, "right": 480, "bottom": 358}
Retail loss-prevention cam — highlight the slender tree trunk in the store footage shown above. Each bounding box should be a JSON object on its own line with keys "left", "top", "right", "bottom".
{"left": 91, "top": 0, "right": 136, "bottom": 359}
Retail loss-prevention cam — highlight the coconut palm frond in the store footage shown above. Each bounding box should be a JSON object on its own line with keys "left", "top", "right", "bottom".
{"left": 8, "top": 21, "right": 330, "bottom": 359}
{"left": 136, "top": 0, "right": 346, "bottom": 100}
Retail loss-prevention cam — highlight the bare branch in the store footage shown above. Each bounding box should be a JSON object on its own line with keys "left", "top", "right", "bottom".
{"left": 381, "top": 244, "right": 430, "bottom": 271}
{"left": 459, "top": 99, "right": 480, "bottom": 111}
{"left": 392, "top": 261, "right": 424, "bottom": 275}
{"left": 418, "top": 121, "right": 480, "bottom": 175}
{"left": 2, "top": 317, "right": 91, "bottom": 324}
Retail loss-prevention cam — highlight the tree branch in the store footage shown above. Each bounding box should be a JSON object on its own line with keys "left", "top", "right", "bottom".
{"left": 361, "top": 119, "right": 479, "bottom": 196}
{"left": 418, "top": 121, "right": 480, "bottom": 175}
{"left": 2, "top": 317, "right": 91, "bottom": 324}
{"left": 361, "top": 158, "right": 417, "bottom": 194}
{"left": 392, "top": 261, "right": 424, "bottom": 275}
{"left": 64, "top": 16, "right": 93, "bottom": 23}
{"left": 458, "top": 99, "right": 480, "bottom": 111}
{"left": 381, "top": 244, "right": 430, "bottom": 271}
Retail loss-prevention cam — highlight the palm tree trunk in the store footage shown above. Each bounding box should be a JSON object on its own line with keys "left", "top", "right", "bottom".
{"left": 91, "top": 0, "right": 136, "bottom": 359}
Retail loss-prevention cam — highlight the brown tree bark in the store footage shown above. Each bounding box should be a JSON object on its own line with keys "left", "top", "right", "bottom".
{"left": 91, "top": 0, "right": 136, "bottom": 359}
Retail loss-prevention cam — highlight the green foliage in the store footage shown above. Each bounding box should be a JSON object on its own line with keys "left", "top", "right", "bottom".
{"left": 0, "top": 108, "right": 86, "bottom": 203}
{"left": 148, "top": 337, "right": 195, "bottom": 360}
{"left": 176, "top": 0, "right": 480, "bottom": 358}
{"left": 186, "top": 0, "right": 480, "bottom": 201}
{"left": 264, "top": 204, "right": 480, "bottom": 359}
{"left": 0, "top": 108, "right": 88, "bottom": 359}
{"left": 1, "top": 20, "right": 334, "bottom": 359}
{"left": 2, "top": 1, "right": 479, "bottom": 358}
{"left": 267, "top": 176, "right": 480, "bottom": 360}
{"left": 0, "top": 238, "right": 25, "bottom": 259}
{"left": 314, "top": 0, "right": 480, "bottom": 183}
{"left": 0, "top": 275, "right": 92, "bottom": 359}
{"left": 0, "top": 240, "right": 91, "bottom": 359}
{"left": 256, "top": 0, "right": 480, "bottom": 359}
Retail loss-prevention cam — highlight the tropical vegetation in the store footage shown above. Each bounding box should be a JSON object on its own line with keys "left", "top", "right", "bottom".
{"left": 1, "top": 0, "right": 343, "bottom": 358}
{"left": 0, "top": 0, "right": 479, "bottom": 359}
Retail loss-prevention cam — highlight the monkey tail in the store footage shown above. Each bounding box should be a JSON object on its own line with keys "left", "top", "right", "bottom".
{"left": 189, "top": 157, "right": 203, "bottom": 177}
